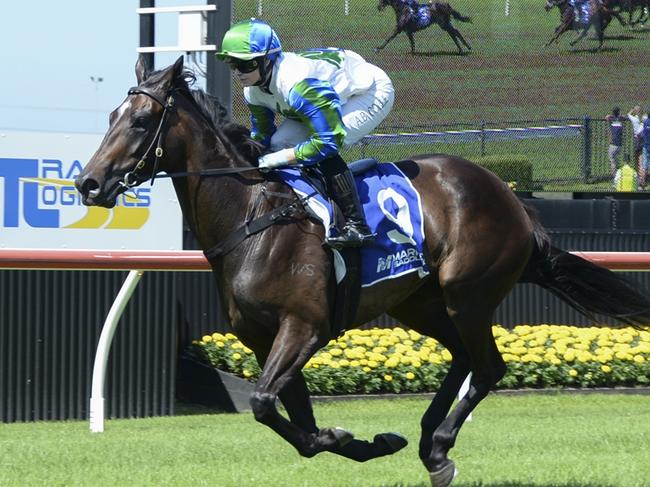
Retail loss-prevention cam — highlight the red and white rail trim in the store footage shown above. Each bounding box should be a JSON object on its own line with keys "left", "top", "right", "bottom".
{"left": 2, "top": 249, "right": 650, "bottom": 271}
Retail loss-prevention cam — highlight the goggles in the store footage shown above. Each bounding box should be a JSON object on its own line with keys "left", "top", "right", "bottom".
{"left": 225, "top": 58, "right": 261, "bottom": 74}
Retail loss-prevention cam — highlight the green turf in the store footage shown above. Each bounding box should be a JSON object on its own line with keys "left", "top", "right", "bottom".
{"left": 1, "top": 394, "right": 648, "bottom": 486}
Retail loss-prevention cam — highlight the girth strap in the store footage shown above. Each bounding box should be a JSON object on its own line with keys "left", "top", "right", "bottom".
{"left": 203, "top": 200, "right": 300, "bottom": 260}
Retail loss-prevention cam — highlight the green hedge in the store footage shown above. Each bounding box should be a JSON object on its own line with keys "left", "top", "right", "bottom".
{"left": 474, "top": 154, "right": 534, "bottom": 191}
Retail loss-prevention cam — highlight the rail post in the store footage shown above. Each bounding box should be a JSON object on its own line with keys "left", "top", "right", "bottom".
{"left": 581, "top": 116, "right": 592, "bottom": 183}
{"left": 480, "top": 120, "right": 487, "bottom": 156}
{"left": 89, "top": 270, "right": 145, "bottom": 433}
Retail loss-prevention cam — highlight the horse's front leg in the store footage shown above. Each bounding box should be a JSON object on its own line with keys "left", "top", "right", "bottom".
{"left": 375, "top": 27, "right": 402, "bottom": 52}
{"left": 545, "top": 22, "right": 569, "bottom": 46}
{"left": 250, "top": 318, "right": 350, "bottom": 457}
{"left": 280, "top": 372, "right": 408, "bottom": 462}
{"left": 570, "top": 24, "right": 590, "bottom": 45}
{"left": 406, "top": 31, "right": 416, "bottom": 53}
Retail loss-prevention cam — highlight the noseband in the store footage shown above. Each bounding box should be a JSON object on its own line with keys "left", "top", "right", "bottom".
{"left": 121, "top": 86, "right": 176, "bottom": 188}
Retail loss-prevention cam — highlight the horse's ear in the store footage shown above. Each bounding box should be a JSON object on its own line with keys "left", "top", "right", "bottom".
{"left": 172, "top": 56, "right": 184, "bottom": 76}
{"left": 159, "top": 56, "right": 185, "bottom": 91}
{"left": 135, "top": 55, "right": 149, "bottom": 84}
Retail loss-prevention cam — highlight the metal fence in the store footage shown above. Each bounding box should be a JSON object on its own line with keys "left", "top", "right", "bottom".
{"left": 339, "top": 117, "right": 639, "bottom": 192}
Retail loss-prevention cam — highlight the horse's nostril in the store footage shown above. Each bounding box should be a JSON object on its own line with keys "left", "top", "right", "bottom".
{"left": 78, "top": 177, "right": 100, "bottom": 197}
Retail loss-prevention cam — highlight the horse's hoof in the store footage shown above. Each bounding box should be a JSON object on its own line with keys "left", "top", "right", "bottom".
{"left": 429, "top": 460, "right": 457, "bottom": 487}
{"left": 319, "top": 427, "right": 354, "bottom": 448}
{"left": 374, "top": 432, "right": 408, "bottom": 454}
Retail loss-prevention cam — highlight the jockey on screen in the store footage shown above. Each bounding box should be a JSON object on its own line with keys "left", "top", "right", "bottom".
{"left": 403, "top": 0, "right": 434, "bottom": 28}
{"left": 216, "top": 18, "right": 395, "bottom": 248}
{"left": 568, "top": 0, "right": 592, "bottom": 23}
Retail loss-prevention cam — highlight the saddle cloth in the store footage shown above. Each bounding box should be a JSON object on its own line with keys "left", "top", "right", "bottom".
{"left": 413, "top": 5, "right": 433, "bottom": 29}
{"left": 277, "top": 162, "right": 430, "bottom": 288}
{"left": 570, "top": 0, "right": 592, "bottom": 24}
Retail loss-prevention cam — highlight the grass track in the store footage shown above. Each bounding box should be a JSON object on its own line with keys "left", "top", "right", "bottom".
{"left": 232, "top": 0, "right": 650, "bottom": 126}
{"left": 1, "top": 394, "right": 649, "bottom": 486}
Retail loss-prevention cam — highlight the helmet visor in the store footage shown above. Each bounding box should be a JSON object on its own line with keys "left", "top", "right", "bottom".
{"left": 224, "top": 57, "right": 261, "bottom": 73}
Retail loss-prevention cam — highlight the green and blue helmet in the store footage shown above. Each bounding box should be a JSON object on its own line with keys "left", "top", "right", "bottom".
{"left": 215, "top": 19, "right": 282, "bottom": 62}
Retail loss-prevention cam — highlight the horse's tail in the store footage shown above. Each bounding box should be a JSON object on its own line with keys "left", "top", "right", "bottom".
{"left": 448, "top": 5, "right": 472, "bottom": 23}
{"left": 519, "top": 203, "right": 650, "bottom": 329}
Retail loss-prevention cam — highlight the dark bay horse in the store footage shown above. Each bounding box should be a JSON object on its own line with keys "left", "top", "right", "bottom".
{"left": 376, "top": 0, "right": 472, "bottom": 54}
{"left": 76, "top": 57, "right": 650, "bottom": 487}
{"left": 608, "top": 0, "right": 650, "bottom": 25}
{"left": 544, "top": 0, "right": 625, "bottom": 49}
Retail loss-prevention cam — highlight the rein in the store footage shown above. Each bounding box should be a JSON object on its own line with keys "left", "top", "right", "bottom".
{"left": 124, "top": 84, "right": 307, "bottom": 260}
{"left": 122, "top": 86, "right": 260, "bottom": 189}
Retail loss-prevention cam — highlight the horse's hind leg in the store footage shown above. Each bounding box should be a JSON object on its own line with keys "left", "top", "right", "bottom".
{"left": 444, "top": 27, "right": 467, "bottom": 53}
{"left": 388, "top": 297, "right": 471, "bottom": 468}
{"left": 427, "top": 325, "right": 505, "bottom": 481}
{"left": 424, "top": 305, "right": 505, "bottom": 487}
{"left": 454, "top": 28, "right": 472, "bottom": 51}
{"left": 421, "top": 259, "right": 518, "bottom": 484}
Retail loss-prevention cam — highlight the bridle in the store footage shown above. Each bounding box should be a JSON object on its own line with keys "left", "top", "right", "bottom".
{"left": 121, "top": 85, "right": 259, "bottom": 190}
{"left": 121, "top": 86, "right": 177, "bottom": 189}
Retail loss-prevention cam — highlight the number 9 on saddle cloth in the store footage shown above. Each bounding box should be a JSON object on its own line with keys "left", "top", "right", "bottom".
{"left": 277, "top": 158, "right": 430, "bottom": 288}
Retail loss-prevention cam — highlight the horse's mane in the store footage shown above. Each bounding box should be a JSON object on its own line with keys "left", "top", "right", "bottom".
{"left": 148, "top": 67, "right": 265, "bottom": 162}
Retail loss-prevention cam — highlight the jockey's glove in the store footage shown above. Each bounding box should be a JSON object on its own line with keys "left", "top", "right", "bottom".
{"left": 258, "top": 148, "right": 296, "bottom": 171}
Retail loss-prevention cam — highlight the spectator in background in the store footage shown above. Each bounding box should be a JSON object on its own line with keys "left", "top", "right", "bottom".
{"left": 643, "top": 107, "right": 650, "bottom": 189}
{"left": 627, "top": 105, "right": 646, "bottom": 187}
{"left": 606, "top": 106, "right": 624, "bottom": 176}
{"left": 614, "top": 155, "right": 638, "bottom": 192}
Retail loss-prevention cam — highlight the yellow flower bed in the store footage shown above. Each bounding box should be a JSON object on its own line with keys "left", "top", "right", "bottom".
{"left": 190, "top": 325, "right": 650, "bottom": 394}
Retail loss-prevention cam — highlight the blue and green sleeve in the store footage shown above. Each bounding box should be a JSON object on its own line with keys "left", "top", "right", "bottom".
{"left": 247, "top": 102, "right": 276, "bottom": 148}
{"left": 287, "top": 79, "right": 347, "bottom": 165}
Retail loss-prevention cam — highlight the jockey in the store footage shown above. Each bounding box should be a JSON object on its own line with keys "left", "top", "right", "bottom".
{"left": 216, "top": 18, "right": 395, "bottom": 248}
{"left": 569, "top": 0, "right": 591, "bottom": 23}
{"left": 403, "top": 0, "right": 432, "bottom": 27}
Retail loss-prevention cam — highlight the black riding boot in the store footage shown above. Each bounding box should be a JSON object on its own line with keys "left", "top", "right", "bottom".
{"left": 325, "top": 168, "right": 375, "bottom": 248}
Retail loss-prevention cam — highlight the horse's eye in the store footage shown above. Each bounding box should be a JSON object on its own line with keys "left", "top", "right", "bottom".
{"left": 132, "top": 116, "right": 149, "bottom": 129}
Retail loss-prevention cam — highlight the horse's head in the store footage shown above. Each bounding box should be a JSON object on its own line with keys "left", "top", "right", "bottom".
{"left": 75, "top": 56, "right": 186, "bottom": 208}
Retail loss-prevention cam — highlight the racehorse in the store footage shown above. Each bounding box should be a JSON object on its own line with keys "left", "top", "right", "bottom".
{"left": 607, "top": 0, "right": 649, "bottom": 25}
{"left": 544, "top": 0, "right": 625, "bottom": 49}
{"left": 76, "top": 57, "right": 650, "bottom": 487}
{"left": 376, "top": 0, "right": 472, "bottom": 54}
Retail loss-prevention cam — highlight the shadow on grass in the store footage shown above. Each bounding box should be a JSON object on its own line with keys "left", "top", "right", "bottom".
{"left": 412, "top": 50, "right": 471, "bottom": 57}
{"left": 174, "top": 401, "right": 228, "bottom": 415}
{"left": 602, "top": 34, "right": 637, "bottom": 40}
{"left": 565, "top": 45, "right": 621, "bottom": 54}
{"left": 378, "top": 483, "right": 616, "bottom": 487}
